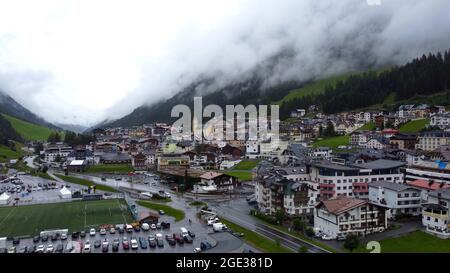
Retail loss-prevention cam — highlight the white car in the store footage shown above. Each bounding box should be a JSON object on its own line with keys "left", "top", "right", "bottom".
{"left": 207, "top": 217, "right": 219, "bottom": 226}
{"left": 84, "top": 240, "right": 91, "bottom": 252}
{"left": 194, "top": 247, "right": 202, "bottom": 253}
{"left": 46, "top": 244, "right": 54, "bottom": 253}
{"left": 60, "top": 233, "right": 68, "bottom": 240}
{"left": 150, "top": 223, "right": 156, "bottom": 230}
{"left": 321, "top": 234, "right": 333, "bottom": 241}
{"left": 130, "top": 238, "right": 139, "bottom": 250}
{"left": 100, "top": 228, "right": 107, "bottom": 235}
{"left": 164, "top": 192, "right": 171, "bottom": 198}
{"left": 36, "top": 245, "right": 45, "bottom": 253}
{"left": 141, "top": 223, "right": 150, "bottom": 231}
{"left": 89, "top": 228, "right": 96, "bottom": 236}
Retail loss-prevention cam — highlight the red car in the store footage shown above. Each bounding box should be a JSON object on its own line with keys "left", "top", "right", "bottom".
{"left": 122, "top": 238, "right": 130, "bottom": 250}
{"left": 173, "top": 233, "right": 184, "bottom": 245}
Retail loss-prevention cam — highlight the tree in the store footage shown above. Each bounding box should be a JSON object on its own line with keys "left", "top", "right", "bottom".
{"left": 318, "top": 124, "right": 323, "bottom": 137}
{"left": 305, "top": 227, "right": 315, "bottom": 237}
{"left": 344, "top": 234, "right": 360, "bottom": 252}
{"left": 274, "top": 209, "right": 286, "bottom": 225}
{"left": 292, "top": 218, "right": 306, "bottom": 233}
{"left": 324, "top": 122, "right": 336, "bottom": 137}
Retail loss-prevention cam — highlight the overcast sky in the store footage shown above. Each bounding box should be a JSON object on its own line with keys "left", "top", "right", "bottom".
{"left": 0, "top": 0, "right": 449, "bottom": 126}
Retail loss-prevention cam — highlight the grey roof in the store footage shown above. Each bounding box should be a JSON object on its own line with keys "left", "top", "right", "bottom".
{"left": 429, "top": 188, "right": 450, "bottom": 200}
{"left": 313, "top": 162, "right": 359, "bottom": 171}
{"left": 352, "top": 159, "right": 406, "bottom": 170}
{"left": 369, "top": 181, "right": 419, "bottom": 192}
{"left": 100, "top": 152, "right": 131, "bottom": 161}
{"left": 275, "top": 167, "right": 307, "bottom": 175}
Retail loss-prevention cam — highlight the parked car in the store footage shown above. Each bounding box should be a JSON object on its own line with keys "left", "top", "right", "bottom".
{"left": 139, "top": 237, "right": 148, "bottom": 249}
{"left": 89, "top": 228, "right": 96, "bottom": 236}
{"left": 336, "top": 234, "right": 347, "bottom": 241}
{"left": 83, "top": 241, "right": 91, "bottom": 253}
{"left": 36, "top": 245, "right": 45, "bottom": 253}
{"left": 60, "top": 233, "right": 68, "bottom": 240}
{"left": 148, "top": 235, "right": 157, "bottom": 248}
{"left": 133, "top": 225, "right": 141, "bottom": 232}
{"left": 156, "top": 222, "right": 162, "bottom": 229}
{"left": 165, "top": 235, "right": 176, "bottom": 246}
{"left": 141, "top": 223, "right": 150, "bottom": 231}
{"left": 56, "top": 244, "right": 64, "bottom": 253}
{"left": 109, "top": 227, "right": 116, "bottom": 234}
{"left": 126, "top": 224, "right": 133, "bottom": 233}
{"left": 161, "top": 221, "right": 171, "bottom": 229}
{"left": 80, "top": 231, "right": 86, "bottom": 238}
{"left": 321, "top": 234, "right": 333, "bottom": 241}
{"left": 156, "top": 233, "right": 164, "bottom": 247}
{"left": 159, "top": 210, "right": 165, "bottom": 215}
{"left": 188, "top": 230, "right": 195, "bottom": 238}
{"left": 94, "top": 240, "right": 101, "bottom": 248}
{"left": 150, "top": 223, "right": 157, "bottom": 230}
{"left": 12, "top": 237, "right": 20, "bottom": 245}
{"left": 112, "top": 239, "right": 120, "bottom": 252}
{"left": 46, "top": 244, "right": 54, "bottom": 253}
{"left": 102, "top": 240, "right": 109, "bottom": 252}
{"left": 28, "top": 245, "right": 37, "bottom": 253}
{"left": 71, "top": 232, "right": 79, "bottom": 239}
{"left": 33, "top": 235, "right": 40, "bottom": 243}
{"left": 173, "top": 233, "right": 184, "bottom": 245}
{"left": 200, "top": 240, "right": 212, "bottom": 250}
{"left": 51, "top": 233, "right": 58, "bottom": 241}
{"left": 122, "top": 237, "right": 130, "bottom": 250}
{"left": 183, "top": 235, "right": 193, "bottom": 243}
{"left": 8, "top": 246, "right": 16, "bottom": 253}
{"left": 100, "top": 228, "right": 107, "bottom": 235}
{"left": 130, "top": 237, "right": 139, "bottom": 250}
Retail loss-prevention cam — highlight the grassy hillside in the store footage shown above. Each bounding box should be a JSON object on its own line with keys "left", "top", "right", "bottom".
{"left": 398, "top": 119, "right": 429, "bottom": 133}
{"left": 312, "top": 135, "right": 350, "bottom": 149}
{"left": 1, "top": 113, "right": 62, "bottom": 141}
{"left": 276, "top": 74, "right": 350, "bottom": 105}
{"left": 0, "top": 142, "right": 27, "bottom": 163}
{"left": 357, "top": 122, "right": 376, "bottom": 131}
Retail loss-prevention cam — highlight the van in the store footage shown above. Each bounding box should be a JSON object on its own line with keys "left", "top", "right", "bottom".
{"left": 126, "top": 224, "right": 133, "bottom": 233}
{"left": 180, "top": 227, "right": 188, "bottom": 237}
{"left": 212, "top": 223, "right": 227, "bottom": 232}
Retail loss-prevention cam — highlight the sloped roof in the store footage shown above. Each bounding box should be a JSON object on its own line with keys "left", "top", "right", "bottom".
{"left": 318, "top": 196, "right": 366, "bottom": 215}
{"left": 200, "top": 172, "right": 224, "bottom": 180}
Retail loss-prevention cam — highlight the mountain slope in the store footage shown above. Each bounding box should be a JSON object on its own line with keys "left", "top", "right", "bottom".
{"left": 0, "top": 90, "right": 59, "bottom": 129}
{"left": 0, "top": 114, "right": 22, "bottom": 145}
{"left": 1, "top": 113, "right": 61, "bottom": 141}
{"left": 99, "top": 49, "right": 450, "bottom": 128}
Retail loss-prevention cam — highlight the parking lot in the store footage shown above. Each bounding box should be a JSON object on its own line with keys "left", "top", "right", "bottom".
{"left": 2, "top": 217, "right": 239, "bottom": 253}
{"left": 1, "top": 175, "right": 76, "bottom": 204}
{"left": 0, "top": 171, "right": 251, "bottom": 253}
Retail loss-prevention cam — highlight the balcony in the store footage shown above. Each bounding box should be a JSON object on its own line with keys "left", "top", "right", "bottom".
{"left": 423, "top": 210, "right": 449, "bottom": 220}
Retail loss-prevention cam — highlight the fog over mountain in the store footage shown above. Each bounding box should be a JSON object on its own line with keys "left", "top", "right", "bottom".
{"left": 0, "top": 0, "right": 449, "bottom": 126}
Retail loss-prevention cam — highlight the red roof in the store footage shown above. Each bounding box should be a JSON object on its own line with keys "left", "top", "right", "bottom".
{"left": 407, "top": 179, "right": 450, "bottom": 190}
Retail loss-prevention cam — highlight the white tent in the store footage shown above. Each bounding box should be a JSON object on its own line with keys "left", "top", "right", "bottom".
{"left": 0, "top": 192, "right": 10, "bottom": 205}
{"left": 59, "top": 186, "right": 72, "bottom": 199}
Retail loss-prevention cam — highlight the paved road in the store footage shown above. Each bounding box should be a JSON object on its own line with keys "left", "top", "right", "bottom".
{"left": 208, "top": 198, "right": 332, "bottom": 253}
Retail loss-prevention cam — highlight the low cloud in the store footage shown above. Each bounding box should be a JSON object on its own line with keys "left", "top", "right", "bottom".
{"left": 0, "top": 0, "right": 449, "bottom": 125}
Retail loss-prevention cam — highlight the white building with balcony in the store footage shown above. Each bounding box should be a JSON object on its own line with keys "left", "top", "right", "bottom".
{"left": 368, "top": 181, "right": 421, "bottom": 219}
{"left": 314, "top": 196, "right": 387, "bottom": 239}
{"left": 422, "top": 188, "right": 450, "bottom": 238}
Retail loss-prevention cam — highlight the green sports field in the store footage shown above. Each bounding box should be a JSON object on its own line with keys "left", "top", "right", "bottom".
{"left": 0, "top": 199, "right": 133, "bottom": 237}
